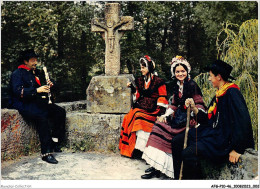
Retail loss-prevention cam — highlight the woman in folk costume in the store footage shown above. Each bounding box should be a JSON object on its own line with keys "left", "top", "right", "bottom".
{"left": 119, "top": 55, "right": 168, "bottom": 158}
{"left": 141, "top": 56, "right": 206, "bottom": 179}
{"left": 177, "top": 60, "right": 255, "bottom": 179}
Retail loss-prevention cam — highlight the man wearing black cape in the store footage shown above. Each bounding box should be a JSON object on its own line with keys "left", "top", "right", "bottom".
{"left": 172, "top": 60, "right": 255, "bottom": 179}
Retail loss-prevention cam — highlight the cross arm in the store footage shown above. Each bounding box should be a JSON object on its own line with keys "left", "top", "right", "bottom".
{"left": 91, "top": 18, "right": 107, "bottom": 32}
{"left": 114, "top": 16, "right": 134, "bottom": 31}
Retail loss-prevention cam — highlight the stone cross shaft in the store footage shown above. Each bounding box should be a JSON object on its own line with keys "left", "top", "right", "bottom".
{"left": 91, "top": 3, "right": 134, "bottom": 76}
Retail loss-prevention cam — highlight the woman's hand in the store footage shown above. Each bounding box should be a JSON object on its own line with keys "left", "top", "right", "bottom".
{"left": 37, "top": 85, "right": 50, "bottom": 93}
{"left": 127, "top": 82, "right": 132, "bottom": 87}
{"left": 157, "top": 115, "right": 167, "bottom": 123}
{"left": 185, "top": 98, "right": 198, "bottom": 115}
{"left": 127, "top": 82, "right": 136, "bottom": 93}
{"left": 229, "top": 150, "right": 241, "bottom": 164}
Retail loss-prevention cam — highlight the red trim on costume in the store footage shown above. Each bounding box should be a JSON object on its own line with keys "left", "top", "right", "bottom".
{"left": 218, "top": 84, "right": 240, "bottom": 97}
{"left": 144, "top": 79, "right": 151, "bottom": 89}
{"left": 144, "top": 55, "right": 151, "bottom": 61}
{"left": 18, "top": 64, "right": 31, "bottom": 71}
{"left": 18, "top": 64, "right": 41, "bottom": 86}
{"left": 208, "top": 84, "right": 239, "bottom": 120}
{"left": 135, "top": 90, "right": 140, "bottom": 100}
{"left": 35, "top": 76, "right": 41, "bottom": 86}
{"left": 229, "top": 83, "right": 240, "bottom": 90}
{"left": 157, "top": 84, "right": 168, "bottom": 105}
{"left": 213, "top": 106, "right": 217, "bottom": 115}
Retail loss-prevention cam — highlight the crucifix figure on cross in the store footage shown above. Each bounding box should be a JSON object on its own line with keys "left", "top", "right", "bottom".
{"left": 91, "top": 3, "right": 134, "bottom": 76}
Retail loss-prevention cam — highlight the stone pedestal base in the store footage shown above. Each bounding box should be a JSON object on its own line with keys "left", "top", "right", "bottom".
{"left": 86, "top": 74, "right": 134, "bottom": 113}
{"left": 66, "top": 112, "right": 125, "bottom": 152}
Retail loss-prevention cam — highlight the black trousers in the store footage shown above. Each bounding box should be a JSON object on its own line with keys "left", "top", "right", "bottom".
{"left": 20, "top": 103, "right": 66, "bottom": 155}
{"left": 171, "top": 131, "right": 202, "bottom": 180}
{"left": 171, "top": 131, "right": 185, "bottom": 179}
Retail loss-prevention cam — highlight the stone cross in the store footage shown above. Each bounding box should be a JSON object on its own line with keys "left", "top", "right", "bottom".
{"left": 91, "top": 3, "right": 134, "bottom": 76}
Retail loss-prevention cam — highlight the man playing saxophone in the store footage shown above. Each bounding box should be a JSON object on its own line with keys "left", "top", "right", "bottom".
{"left": 8, "top": 49, "right": 66, "bottom": 164}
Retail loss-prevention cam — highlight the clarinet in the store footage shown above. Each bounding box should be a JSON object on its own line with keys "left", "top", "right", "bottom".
{"left": 43, "top": 66, "right": 52, "bottom": 104}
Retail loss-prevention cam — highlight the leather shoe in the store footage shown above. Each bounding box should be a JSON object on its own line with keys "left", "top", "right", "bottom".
{"left": 141, "top": 170, "right": 160, "bottom": 179}
{"left": 145, "top": 167, "right": 155, "bottom": 173}
{"left": 42, "top": 154, "right": 58, "bottom": 164}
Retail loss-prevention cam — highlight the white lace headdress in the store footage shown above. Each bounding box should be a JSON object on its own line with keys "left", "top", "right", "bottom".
{"left": 170, "top": 56, "right": 191, "bottom": 78}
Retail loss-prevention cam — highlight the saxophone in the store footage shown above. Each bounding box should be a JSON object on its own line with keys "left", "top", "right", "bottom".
{"left": 42, "top": 66, "right": 52, "bottom": 104}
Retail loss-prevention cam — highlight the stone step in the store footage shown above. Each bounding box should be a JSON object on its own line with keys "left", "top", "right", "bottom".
{"left": 56, "top": 100, "right": 87, "bottom": 112}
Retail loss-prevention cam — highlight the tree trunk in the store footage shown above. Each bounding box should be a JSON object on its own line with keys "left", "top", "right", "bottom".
{"left": 171, "top": 16, "right": 180, "bottom": 55}
{"left": 80, "top": 31, "right": 87, "bottom": 95}
{"left": 57, "top": 22, "right": 64, "bottom": 59}
{"left": 80, "top": 1, "right": 87, "bottom": 96}
{"left": 145, "top": 17, "right": 151, "bottom": 52}
{"left": 161, "top": 25, "right": 167, "bottom": 52}
{"left": 186, "top": 11, "right": 191, "bottom": 60}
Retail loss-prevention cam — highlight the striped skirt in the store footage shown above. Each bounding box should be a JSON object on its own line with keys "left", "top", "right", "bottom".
{"left": 142, "top": 121, "right": 185, "bottom": 178}
{"left": 119, "top": 107, "right": 160, "bottom": 157}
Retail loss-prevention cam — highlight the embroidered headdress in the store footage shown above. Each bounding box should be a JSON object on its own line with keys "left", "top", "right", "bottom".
{"left": 139, "top": 55, "right": 156, "bottom": 74}
{"left": 170, "top": 55, "right": 191, "bottom": 78}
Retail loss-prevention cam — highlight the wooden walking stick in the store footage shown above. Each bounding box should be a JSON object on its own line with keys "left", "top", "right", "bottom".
{"left": 179, "top": 105, "right": 191, "bottom": 180}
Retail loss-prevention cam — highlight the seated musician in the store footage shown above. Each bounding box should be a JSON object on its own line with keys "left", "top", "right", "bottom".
{"left": 8, "top": 49, "right": 66, "bottom": 164}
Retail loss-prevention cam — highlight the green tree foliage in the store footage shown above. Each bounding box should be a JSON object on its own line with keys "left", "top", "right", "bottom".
{"left": 1, "top": 1, "right": 258, "bottom": 103}
{"left": 1, "top": 1, "right": 100, "bottom": 101}
{"left": 194, "top": 19, "right": 258, "bottom": 149}
{"left": 193, "top": 1, "right": 257, "bottom": 69}
{"left": 1, "top": 1, "right": 258, "bottom": 147}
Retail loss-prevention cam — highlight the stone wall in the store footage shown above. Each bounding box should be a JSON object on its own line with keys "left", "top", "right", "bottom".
{"left": 1, "top": 109, "right": 39, "bottom": 161}
{"left": 1, "top": 101, "right": 258, "bottom": 180}
{"left": 202, "top": 148, "right": 258, "bottom": 180}
{"left": 1, "top": 100, "right": 124, "bottom": 161}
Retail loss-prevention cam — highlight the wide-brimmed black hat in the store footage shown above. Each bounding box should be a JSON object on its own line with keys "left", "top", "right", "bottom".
{"left": 19, "top": 49, "right": 39, "bottom": 63}
{"left": 206, "top": 60, "right": 235, "bottom": 80}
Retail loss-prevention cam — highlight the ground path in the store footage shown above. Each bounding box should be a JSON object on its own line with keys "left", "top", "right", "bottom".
{"left": 1, "top": 151, "right": 171, "bottom": 180}
{"left": 2, "top": 152, "right": 257, "bottom": 188}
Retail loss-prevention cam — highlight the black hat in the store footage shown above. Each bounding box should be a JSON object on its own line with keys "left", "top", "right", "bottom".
{"left": 19, "top": 49, "right": 39, "bottom": 63}
{"left": 206, "top": 60, "right": 235, "bottom": 80}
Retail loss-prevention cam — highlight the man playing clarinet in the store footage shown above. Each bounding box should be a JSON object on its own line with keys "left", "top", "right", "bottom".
{"left": 8, "top": 49, "right": 66, "bottom": 164}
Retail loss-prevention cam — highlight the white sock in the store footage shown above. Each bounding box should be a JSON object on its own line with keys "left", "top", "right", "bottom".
{"left": 52, "top": 138, "right": 58, "bottom": 143}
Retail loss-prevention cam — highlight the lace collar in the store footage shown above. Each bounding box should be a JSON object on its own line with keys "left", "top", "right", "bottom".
{"left": 177, "top": 80, "right": 184, "bottom": 94}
